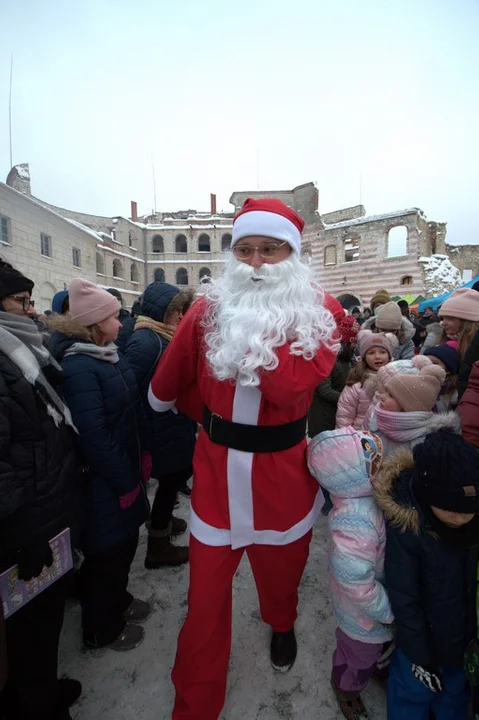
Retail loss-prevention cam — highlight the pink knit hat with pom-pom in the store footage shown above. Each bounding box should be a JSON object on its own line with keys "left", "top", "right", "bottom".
{"left": 385, "top": 365, "right": 446, "bottom": 412}
{"left": 358, "top": 330, "right": 398, "bottom": 359}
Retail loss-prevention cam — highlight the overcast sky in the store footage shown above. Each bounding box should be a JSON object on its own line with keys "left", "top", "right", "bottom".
{"left": 1, "top": 0, "right": 478, "bottom": 244}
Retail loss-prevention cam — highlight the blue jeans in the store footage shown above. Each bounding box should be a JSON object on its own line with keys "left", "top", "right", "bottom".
{"left": 388, "top": 649, "right": 469, "bottom": 720}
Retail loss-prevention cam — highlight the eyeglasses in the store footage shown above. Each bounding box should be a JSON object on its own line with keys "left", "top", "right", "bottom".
{"left": 11, "top": 295, "right": 34, "bottom": 311}
{"left": 232, "top": 241, "right": 288, "bottom": 261}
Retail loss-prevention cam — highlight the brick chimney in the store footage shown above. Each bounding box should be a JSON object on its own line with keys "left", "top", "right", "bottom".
{"left": 210, "top": 193, "right": 217, "bottom": 215}
{"left": 130, "top": 201, "right": 138, "bottom": 222}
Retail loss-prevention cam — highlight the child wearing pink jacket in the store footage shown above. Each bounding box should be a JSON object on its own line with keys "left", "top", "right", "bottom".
{"left": 336, "top": 331, "right": 397, "bottom": 429}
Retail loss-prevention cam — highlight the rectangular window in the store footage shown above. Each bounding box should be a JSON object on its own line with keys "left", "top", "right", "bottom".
{"left": 40, "top": 233, "right": 52, "bottom": 257}
{"left": 344, "top": 237, "right": 360, "bottom": 262}
{"left": 72, "top": 247, "right": 81, "bottom": 268}
{"left": 0, "top": 215, "right": 10, "bottom": 245}
{"left": 324, "top": 245, "right": 337, "bottom": 265}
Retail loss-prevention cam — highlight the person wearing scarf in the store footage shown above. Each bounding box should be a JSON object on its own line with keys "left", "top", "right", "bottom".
{"left": 49, "top": 278, "right": 150, "bottom": 654}
{"left": 369, "top": 363, "right": 461, "bottom": 456}
{"left": 124, "top": 281, "right": 196, "bottom": 568}
{"left": 0, "top": 259, "right": 82, "bottom": 720}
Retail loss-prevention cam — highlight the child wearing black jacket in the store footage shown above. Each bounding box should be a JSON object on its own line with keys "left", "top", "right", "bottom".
{"left": 374, "top": 430, "right": 479, "bottom": 720}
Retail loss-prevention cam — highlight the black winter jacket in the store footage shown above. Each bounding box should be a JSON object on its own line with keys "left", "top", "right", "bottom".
{"left": 307, "top": 358, "right": 350, "bottom": 437}
{"left": 124, "top": 282, "right": 196, "bottom": 478}
{"left": 50, "top": 320, "right": 149, "bottom": 555}
{"left": 374, "top": 449, "right": 478, "bottom": 668}
{"left": 0, "top": 348, "right": 81, "bottom": 571}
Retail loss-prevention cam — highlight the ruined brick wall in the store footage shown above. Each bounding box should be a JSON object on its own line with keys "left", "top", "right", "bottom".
{"left": 446, "top": 244, "right": 479, "bottom": 279}
{"left": 229, "top": 182, "right": 318, "bottom": 223}
{"left": 322, "top": 205, "right": 366, "bottom": 224}
{"left": 309, "top": 210, "right": 431, "bottom": 306}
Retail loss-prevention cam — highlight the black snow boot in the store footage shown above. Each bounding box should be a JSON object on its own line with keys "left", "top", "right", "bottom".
{"left": 270, "top": 628, "right": 297, "bottom": 672}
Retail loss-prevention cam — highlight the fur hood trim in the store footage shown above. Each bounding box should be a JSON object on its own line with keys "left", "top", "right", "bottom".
{"left": 48, "top": 315, "right": 95, "bottom": 341}
{"left": 424, "top": 411, "right": 462, "bottom": 434}
{"left": 373, "top": 448, "right": 420, "bottom": 534}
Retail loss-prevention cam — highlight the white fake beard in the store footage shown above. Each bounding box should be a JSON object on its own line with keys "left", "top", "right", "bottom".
{"left": 201, "top": 253, "right": 338, "bottom": 387}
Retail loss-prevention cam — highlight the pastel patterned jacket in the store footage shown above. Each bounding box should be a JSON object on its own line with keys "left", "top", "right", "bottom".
{"left": 308, "top": 426, "right": 393, "bottom": 644}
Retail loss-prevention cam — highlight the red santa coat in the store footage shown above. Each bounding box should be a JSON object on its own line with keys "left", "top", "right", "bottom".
{"left": 149, "top": 294, "right": 341, "bottom": 550}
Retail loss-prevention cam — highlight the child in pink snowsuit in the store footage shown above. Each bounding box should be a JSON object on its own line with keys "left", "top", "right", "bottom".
{"left": 308, "top": 427, "right": 393, "bottom": 720}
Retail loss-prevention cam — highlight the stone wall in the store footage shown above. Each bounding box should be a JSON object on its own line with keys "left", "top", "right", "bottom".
{"left": 446, "top": 244, "right": 479, "bottom": 280}
{"left": 229, "top": 182, "right": 319, "bottom": 223}
{"left": 322, "top": 205, "right": 366, "bottom": 224}
{"left": 308, "top": 209, "right": 429, "bottom": 306}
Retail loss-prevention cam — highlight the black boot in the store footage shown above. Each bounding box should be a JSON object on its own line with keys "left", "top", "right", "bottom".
{"left": 270, "top": 628, "right": 297, "bottom": 672}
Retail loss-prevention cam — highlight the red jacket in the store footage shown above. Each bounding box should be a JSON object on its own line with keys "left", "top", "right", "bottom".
{"left": 149, "top": 294, "right": 339, "bottom": 549}
{"left": 457, "top": 361, "right": 479, "bottom": 448}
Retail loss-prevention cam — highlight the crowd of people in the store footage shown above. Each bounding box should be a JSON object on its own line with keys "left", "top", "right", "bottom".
{"left": 0, "top": 196, "right": 479, "bottom": 720}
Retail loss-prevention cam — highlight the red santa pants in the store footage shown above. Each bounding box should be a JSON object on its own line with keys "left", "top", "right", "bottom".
{"left": 171, "top": 530, "right": 312, "bottom": 720}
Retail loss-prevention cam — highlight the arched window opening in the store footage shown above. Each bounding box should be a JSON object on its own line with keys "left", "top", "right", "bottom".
{"left": 387, "top": 226, "right": 408, "bottom": 257}
{"left": 175, "top": 234, "right": 187, "bottom": 253}
{"left": 221, "top": 233, "right": 232, "bottom": 252}
{"left": 401, "top": 275, "right": 413, "bottom": 287}
{"left": 198, "top": 233, "right": 211, "bottom": 252}
{"left": 112, "top": 259, "right": 124, "bottom": 278}
{"left": 152, "top": 235, "right": 164, "bottom": 253}
{"left": 176, "top": 267, "right": 189, "bottom": 285}
{"left": 154, "top": 268, "right": 165, "bottom": 283}
{"left": 130, "top": 263, "right": 139, "bottom": 282}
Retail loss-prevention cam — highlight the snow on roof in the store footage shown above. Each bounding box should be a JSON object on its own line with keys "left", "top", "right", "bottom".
{"left": 64, "top": 217, "right": 103, "bottom": 241}
{"left": 144, "top": 223, "right": 233, "bottom": 232}
{"left": 324, "top": 208, "right": 425, "bottom": 231}
{"left": 0, "top": 182, "right": 104, "bottom": 242}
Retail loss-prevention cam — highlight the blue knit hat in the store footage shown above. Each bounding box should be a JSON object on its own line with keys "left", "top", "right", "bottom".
{"left": 424, "top": 344, "right": 460, "bottom": 376}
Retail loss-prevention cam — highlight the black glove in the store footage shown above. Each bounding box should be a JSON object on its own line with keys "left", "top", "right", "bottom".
{"left": 17, "top": 539, "right": 53, "bottom": 581}
{"left": 412, "top": 663, "right": 443, "bottom": 693}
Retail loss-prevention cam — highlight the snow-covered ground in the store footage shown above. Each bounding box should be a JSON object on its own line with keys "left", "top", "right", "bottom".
{"left": 59, "top": 490, "right": 386, "bottom": 720}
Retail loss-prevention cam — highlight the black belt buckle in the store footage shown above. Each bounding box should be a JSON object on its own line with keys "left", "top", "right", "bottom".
{"left": 209, "top": 412, "right": 222, "bottom": 440}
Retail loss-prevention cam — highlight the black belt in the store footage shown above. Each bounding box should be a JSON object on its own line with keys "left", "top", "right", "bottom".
{"left": 203, "top": 406, "right": 307, "bottom": 453}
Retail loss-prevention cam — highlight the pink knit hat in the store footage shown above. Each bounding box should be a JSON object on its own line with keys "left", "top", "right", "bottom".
{"left": 376, "top": 356, "right": 431, "bottom": 392}
{"left": 439, "top": 288, "right": 479, "bottom": 322}
{"left": 385, "top": 365, "right": 446, "bottom": 412}
{"left": 69, "top": 279, "right": 120, "bottom": 326}
{"left": 358, "top": 330, "right": 398, "bottom": 359}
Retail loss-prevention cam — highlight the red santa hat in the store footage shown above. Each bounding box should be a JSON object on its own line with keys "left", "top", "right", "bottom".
{"left": 232, "top": 198, "right": 305, "bottom": 255}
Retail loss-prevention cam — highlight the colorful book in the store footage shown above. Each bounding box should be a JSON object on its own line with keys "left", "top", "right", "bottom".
{"left": 0, "top": 528, "right": 73, "bottom": 619}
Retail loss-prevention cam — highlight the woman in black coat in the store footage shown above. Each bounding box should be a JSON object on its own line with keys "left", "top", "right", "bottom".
{"left": 0, "top": 260, "right": 82, "bottom": 720}
{"left": 125, "top": 281, "right": 196, "bottom": 567}
{"left": 50, "top": 279, "right": 150, "bottom": 653}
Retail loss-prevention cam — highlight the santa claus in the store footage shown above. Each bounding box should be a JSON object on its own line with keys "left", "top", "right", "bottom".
{"left": 148, "top": 198, "right": 342, "bottom": 719}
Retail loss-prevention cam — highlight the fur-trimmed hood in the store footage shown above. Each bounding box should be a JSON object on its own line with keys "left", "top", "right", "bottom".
{"left": 373, "top": 413, "right": 462, "bottom": 535}
{"left": 48, "top": 316, "right": 102, "bottom": 363}
{"left": 373, "top": 448, "right": 420, "bottom": 534}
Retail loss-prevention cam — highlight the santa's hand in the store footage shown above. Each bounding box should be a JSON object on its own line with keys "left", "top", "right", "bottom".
{"left": 412, "top": 664, "right": 443, "bottom": 693}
